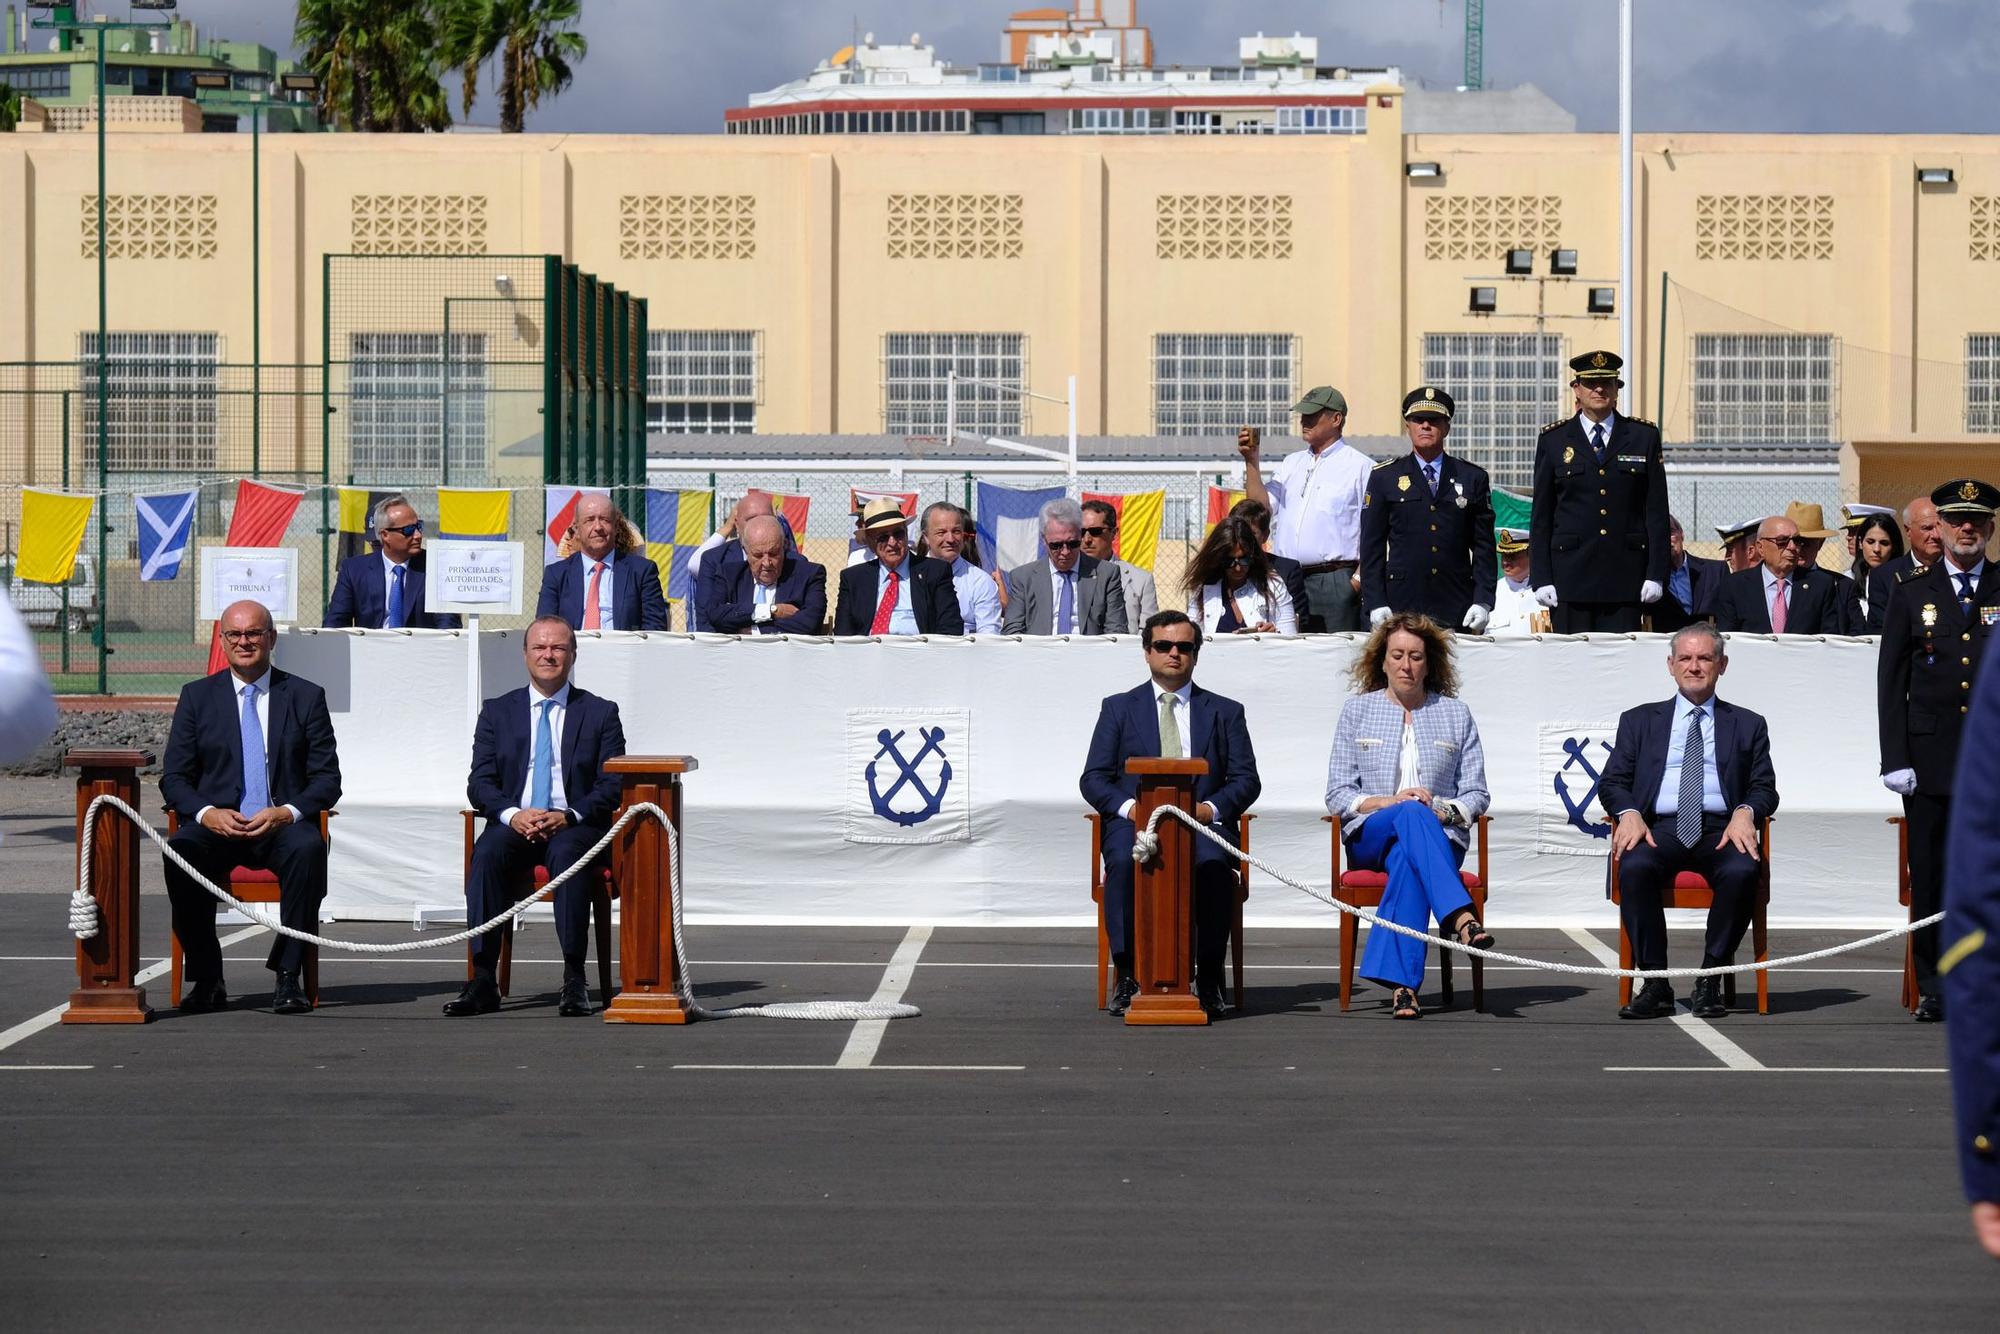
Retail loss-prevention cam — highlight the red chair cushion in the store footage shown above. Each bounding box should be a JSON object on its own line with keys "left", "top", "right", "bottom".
{"left": 530, "top": 864, "right": 615, "bottom": 893}
{"left": 1339, "top": 871, "right": 1482, "bottom": 890}
{"left": 229, "top": 867, "right": 280, "bottom": 886}
{"left": 1670, "top": 872, "right": 1715, "bottom": 892}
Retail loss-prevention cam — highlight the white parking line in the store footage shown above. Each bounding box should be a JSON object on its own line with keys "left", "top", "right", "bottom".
{"left": 672, "top": 1064, "right": 1024, "bottom": 1072}
{"left": 0, "top": 926, "right": 266, "bottom": 1056}
{"left": 1561, "top": 926, "right": 1766, "bottom": 1071}
{"left": 1605, "top": 1066, "right": 1946, "bottom": 1074}
{"left": 835, "top": 925, "right": 931, "bottom": 1069}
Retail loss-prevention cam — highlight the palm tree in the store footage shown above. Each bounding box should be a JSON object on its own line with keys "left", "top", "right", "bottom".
{"left": 445, "top": 0, "right": 587, "bottom": 133}
{"left": 0, "top": 83, "right": 21, "bottom": 134}
{"left": 294, "top": 0, "right": 455, "bottom": 132}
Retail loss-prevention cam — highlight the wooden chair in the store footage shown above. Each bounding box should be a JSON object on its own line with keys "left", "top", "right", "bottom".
{"left": 1889, "top": 815, "right": 1919, "bottom": 1012}
{"left": 1609, "top": 816, "right": 1772, "bottom": 1015}
{"left": 165, "top": 808, "right": 333, "bottom": 1009}
{"left": 1323, "top": 813, "right": 1491, "bottom": 1013}
{"left": 461, "top": 811, "right": 615, "bottom": 1001}
{"left": 1087, "top": 811, "right": 1254, "bottom": 1011}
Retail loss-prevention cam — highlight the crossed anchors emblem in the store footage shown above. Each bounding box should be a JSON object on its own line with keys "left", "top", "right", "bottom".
{"left": 1553, "top": 736, "right": 1613, "bottom": 839}
{"left": 866, "top": 727, "right": 953, "bottom": 827}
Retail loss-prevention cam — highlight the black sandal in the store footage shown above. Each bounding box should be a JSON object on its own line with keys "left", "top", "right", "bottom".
{"left": 1391, "top": 986, "right": 1423, "bottom": 1019}
{"left": 1453, "top": 915, "right": 1494, "bottom": 951}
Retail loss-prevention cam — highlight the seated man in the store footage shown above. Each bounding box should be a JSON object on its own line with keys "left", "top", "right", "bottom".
{"left": 161, "top": 599, "right": 342, "bottom": 1016}
{"left": 450, "top": 615, "right": 627, "bottom": 1018}
{"left": 691, "top": 492, "right": 782, "bottom": 632}
{"left": 537, "top": 491, "right": 670, "bottom": 631}
{"left": 323, "top": 493, "right": 461, "bottom": 629}
{"left": 1599, "top": 623, "right": 1779, "bottom": 1020}
{"left": 914, "top": 501, "right": 1002, "bottom": 634}
{"left": 1003, "top": 497, "right": 1129, "bottom": 636}
{"left": 1080, "top": 610, "right": 1261, "bottom": 1019}
{"left": 707, "top": 514, "right": 827, "bottom": 635}
{"left": 1648, "top": 514, "right": 1727, "bottom": 633}
{"left": 834, "top": 498, "right": 964, "bottom": 635}
{"left": 1081, "top": 498, "right": 1158, "bottom": 626}
{"left": 1712, "top": 514, "right": 1857, "bottom": 634}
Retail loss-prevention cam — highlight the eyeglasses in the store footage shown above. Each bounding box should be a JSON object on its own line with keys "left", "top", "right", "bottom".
{"left": 1147, "top": 639, "right": 1198, "bottom": 655}
{"left": 872, "top": 529, "right": 907, "bottom": 543}
{"left": 383, "top": 522, "right": 423, "bottom": 538}
{"left": 1226, "top": 555, "right": 1251, "bottom": 568}
{"left": 1046, "top": 539, "right": 1082, "bottom": 552}
{"left": 219, "top": 629, "right": 271, "bottom": 644}
{"left": 1081, "top": 525, "right": 1110, "bottom": 538}
{"left": 1760, "top": 534, "right": 1800, "bottom": 547}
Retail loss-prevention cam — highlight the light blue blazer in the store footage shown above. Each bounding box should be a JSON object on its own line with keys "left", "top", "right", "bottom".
{"left": 1324, "top": 690, "right": 1490, "bottom": 850}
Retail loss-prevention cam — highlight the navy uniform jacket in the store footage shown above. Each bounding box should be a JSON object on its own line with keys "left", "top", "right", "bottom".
{"left": 833, "top": 557, "right": 964, "bottom": 635}
{"left": 323, "top": 552, "right": 460, "bottom": 630}
{"left": 1528, "top": 413, "right": 1670, "bottom": 602}
{"left": 466, "top": 685, "right": 626, "bottom": 830}
{"left": 706, "top": 554, "right": 829, "bottom": 635}
{"left": 1866, "top": 552, "right": 1926, "bottom": 632}
{"left": 160, "top": 668, "right": 343, "bottom": 822}
{"left": 1712, "top": 565, "right": 1860, "bottom": 635}
{"left": 1943, "top": 637, "right": 2000, "bottom": 1204}
{"left": 1358, "top": 451, "right": 1497, "bottom": 626}
{"left": 1878, "top": 562, "right": 2000, "bottom": 793}
{"left": 536, "top": 552, "right": 670, "bottom": 631}
{"left": 1596, "top": 696, "right": 1779, "bottom": 825}
{"left": 1078, "top": 681, "right": 1261, "bottom": 866}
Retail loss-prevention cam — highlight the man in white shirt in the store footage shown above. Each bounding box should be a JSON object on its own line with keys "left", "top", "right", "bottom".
{"left": 1079, "top": 498, "right": 1158, "bottom": 627}
{"left": 915, "top": 502, "right": 1002, "bottom": 634}
{"left": 1236, "top": 385, "right": 1373, "bottom": 631}
{"left": 1487, "top": 528, "right": 1547, "bottom": 637}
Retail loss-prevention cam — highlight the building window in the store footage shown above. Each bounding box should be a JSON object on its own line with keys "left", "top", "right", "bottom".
{"left": 1420, "top": 332, "right": 1566, "bottom": 490}
{"left": 6, "top": 63, "right": 73, "bottom": 97}
{"left": 647, "top": 330, "right": 760, "bottom": 434}
{"left": 1152, "top": 333, "right": 1298, "bottom": 437}
{"left": 1691, "top": 333, "right": 1837, "bottom": 443}
{"left": 1968, "top": 334, "right": 2000, "bottom": 433}
{"left": 882, "top": 333, "right": 1026, "bottom": 436}
{"left": 1274, "top": 105, "right": 1365, "bottom": 134}
{"left": 346, "top": 333, "right": 489, "bottom": 481}
{"left": 75, "top": 332, "right": 220, "bottom": 471}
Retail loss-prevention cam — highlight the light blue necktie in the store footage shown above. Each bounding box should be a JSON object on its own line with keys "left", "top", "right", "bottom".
{"left": 386, "top": 564, "right": 406, "bottom": 629}
{"left": 1056, "top": 570, "right": 1074, "bottom": 635}
{"left": 239, "top": 683, "right": 269, "bottom": 815}
{"left": 530, "top": 699, "right": 554, "bottom": 811}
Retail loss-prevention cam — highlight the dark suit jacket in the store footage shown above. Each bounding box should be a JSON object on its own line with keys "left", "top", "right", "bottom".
{"left": 322, "top": 552, "right": 460, "bottom": 630}
{"left": 1878, "top": 560, "right": 2000, "bottom": 794}
{"left": 1597, "top": 696, "right": 1779, "bottom": 825}
{"left": 466, "top": 685, "right": 626, "bottom": 829}
{"left": 707, "top": 554, "right": 829, "bottom": 635}
{"left": 536, "top": 552, "right": 670, "bottom": 631}
{"left": 1528, "top": 413, "right": 1670, "bottom": 602}
{"left": 1269, "top": 554, "right": 1308, "bottom": 620}
{"left": 834, "top": 557, "right": 965, "bottom": 635}
{"left": 693, "top": 538, "right": 743, "bottom": 633}
{"left": 1358, "top": 450, "right": 1498, "bottom": 625}
{"left": 1649, "top": 554, "right": 1730, "bottom": 632}
{"left": 1866, "top": 552, "right": 1925, "bottom": 633}
{"left": 1079, "top": 682, "right": 1261, "bottom": 862}
{"left": 160, "top": 668, "right": 342, "bottom": 821}
{"left": 1712, "top": 565, "right": 1857, "bottom": 634}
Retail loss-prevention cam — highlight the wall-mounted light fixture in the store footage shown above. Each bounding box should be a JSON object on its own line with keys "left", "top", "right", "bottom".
{"left": 1917, "top": 166, "right": 1956, "bottom": 186}
{"left": 1405, "top": 161, "right": 1443, "bottom": 179}
{"left": 1469, "top": 286, "right": 1498, "bottom": 314}
{"left": 1550, "top": 249, "right": 1578, "bottom": 276}
{"left": 1587, "top": 287, "right": 1616, "bottom": 315}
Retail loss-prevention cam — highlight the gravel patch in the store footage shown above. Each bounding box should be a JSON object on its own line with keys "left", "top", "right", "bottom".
{"left": 3, "top": 710, "right": 173, "bottom": 777}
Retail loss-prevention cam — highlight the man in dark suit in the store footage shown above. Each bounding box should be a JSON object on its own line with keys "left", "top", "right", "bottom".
{"left": 1879, "top": 478, "right": 2000, "bottom": 1021}
{"left": 692, "top": 492, "right": 788, "bottom": 632}
{"left": 1599, "top": 622, "right": 1779, "bottom": 1020}
{"left": 1866, "top": 494, "right": 1944, "bottom": 628}
{"left": 323, "top": 493, "right": 461, "bottom": 630}
{"left": 537, "top": 491, "right": 670, "bottom": 631}
{"left": 1648, "top": 515, "right": 1728, "bottom": 633}
{"left": 449, "top": 615, "right": 627, "bottom": 1018}
{"left": 833, "top": 498, "right": 964, "bottom": 635}
{"left": 1080, "top": 609, "right": 1262, "bottom": 1019}
{"left": 706, "top": 514, "right": 827, "bottom": 635}
{"left": 1227, "top": 498, "right": 1307, "bottom": 618}
{"left": 1359, "top": 386, "right": 1497, "bottom": 633}
{"left": 160, "top": 600, "right": 342, "bottom": 1015}
{"left": 1711, "top": 514, "right": 1858, "bottom": 635}
{"left": 1528, "top": 350, "right": 1671, "bottom": 632}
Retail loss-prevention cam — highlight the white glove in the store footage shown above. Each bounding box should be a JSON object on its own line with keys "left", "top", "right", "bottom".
{"left": 1639, "top": 580, "right": 1663, "bottom": 604}
{"left": 1461, "top": 604, "right": 1491, "bottom": 634}
{"left": 1368, "top": 606, "right": 1393, "bottom": 628}
{"left": 1533, "top": 585, "right": 1559, "bottom": 609}
{"left": 1882, "top": 768, "right": 1918, "bottom": 797}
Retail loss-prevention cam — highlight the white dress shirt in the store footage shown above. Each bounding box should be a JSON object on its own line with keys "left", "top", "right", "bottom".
{"left": 0, "top": 589, "right": 56, "bottom": 765}
{"left": 1576, "top": 409, "right": 1620, "bottom": 451}
{"left": 575, "top": 550, "right": 615, "bottom": 625}
{"left": 950, "top": 555, "right": 1003, "bottom": 633}
{"left": 1652, "top": 693, "right": 1726, "bottom": 818}
{"left": 196, "top": 667, "right": 301, "bottom": 825}
{"left": 1117, "top": 680, "right": 1193, "bottom": 820}
{"left": 1943, "top": 556, "right": 1987, "bottom": 597}
{"left": 1264, "top": 439, "right": 1374, "bottom": 563}
{"left": 1189, "top": 578, "right": 1298, "bottom": 636}
{"left": 502, "top": 682, "right": 573, "bottom": 825}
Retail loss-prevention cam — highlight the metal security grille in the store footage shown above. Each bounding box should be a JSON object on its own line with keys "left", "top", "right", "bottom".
{"left": 75, "top": 332, "right": 221, "bottom": 471}
{"left": 1968, "top": 334, "right": 2000, "bottom": 433}
{"left": 883, "top": 332, "right": 1025, "bottom": 436}
{"left": 647, "top": 329, "right": 759, "bottom": 434}
{"left": 346, "top": 333, "right": 489, "bottom": 481}
{"left": 1691, "top": 332, "right": 1837, "bottom": 443}
{"left": 1421, "top": 331, "right": 1565, "bottom": 490}
{"left": 1152, "top": 333, "right": 1297, "bottom": 437}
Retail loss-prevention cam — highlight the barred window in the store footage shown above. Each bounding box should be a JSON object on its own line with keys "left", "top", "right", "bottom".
{"left": 648, "top": 330, "right": 759, "bottom": 434}
{"left": 1968, "top": 334, "right": 2000, "bottom": 433}
{"left": 75, "top": 331, "right": 219, "bottom": 471}
{"left": 1420, "top": 332, "right": 1567, "bottom": 490}
{"left": 346, "top": 333, "right": 488, "bottom": 482}
{"left": 883, "top": 333, "right": 1025, "bottom": 436}
{"left": 1152, "top": 333, "right": 1298, "bottom": 437}
{"left": 1691, "top": 333, "right": 1837, "bottom": 444}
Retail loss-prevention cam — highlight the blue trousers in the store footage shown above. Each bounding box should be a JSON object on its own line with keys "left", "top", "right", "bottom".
{"left": 1346, "top": 801, "right": 1471, "bottom": 991}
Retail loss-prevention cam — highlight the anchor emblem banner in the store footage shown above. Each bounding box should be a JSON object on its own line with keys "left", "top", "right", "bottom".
{"left": 845, "top": 708, "right": 971, "bottom": 845}
{"left": 1537, "top": 722, "right": 1617, "bottom": 856}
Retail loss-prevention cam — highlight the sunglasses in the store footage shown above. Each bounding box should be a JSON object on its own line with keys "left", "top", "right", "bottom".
{"left": 1081, "top": 525, "right": 1110, "bottom": 538}
{"left": 384, "top": 522, "right": 423, "bottom": 538}
{"left": 1147, "top": 639, "right": 1198, "bottom": 655}
{"left": 1761, "top": 534, "right": 1800, "bottom": 547}
{"left": 1046, "top": 539, "right": 1082, "bottom": 552}
{"left": 1227, "top": 555, "right": 1251, "bottom": 568}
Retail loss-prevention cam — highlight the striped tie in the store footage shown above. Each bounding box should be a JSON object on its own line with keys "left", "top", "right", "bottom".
{"left": 1676, "top": 710, "right": 1703, "bottom": 848}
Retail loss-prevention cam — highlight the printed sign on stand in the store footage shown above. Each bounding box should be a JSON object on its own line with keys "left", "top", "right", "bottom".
{"left": 428, "top": 540, "right": 525, "bottom": 616}
{"left": 200, "top": 546, "right": 300, "bottom": 622}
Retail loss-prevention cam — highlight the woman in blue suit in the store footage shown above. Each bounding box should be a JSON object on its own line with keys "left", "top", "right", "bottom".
{"left": 1325, "top": 612, "right": 1492, "bottom": 1018}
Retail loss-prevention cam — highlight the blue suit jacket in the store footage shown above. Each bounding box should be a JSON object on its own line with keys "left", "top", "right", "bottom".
{"left": 1078, "top": 682, "right": 1261, "bottom": 860}
{"left": 1944, "top": 635, "right": 2000, "bottom": 1203}
{"left": 160, "top": 668, "right": 342, "bottom": 821}
{"left": 707, "top": 554, "right": 828, "bottom": 635}
{"left": 466, "top": 685, "right": 627, "bottom": 830}
{"left": 1596, "top": 696, "right": 1779, "bottom": 824}
{"left": 322, "top": 552, "right": 460, "bottom": 629}
{"left": 536, "top": 553, "right": 670, "bottom": 631}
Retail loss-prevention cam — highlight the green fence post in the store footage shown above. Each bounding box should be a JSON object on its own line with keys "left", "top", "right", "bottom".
{"left": 542, "top": 254, "right": 560, "bottom": 486}
{"left": 321, "top": 254, "right": 332, "bottom": 611}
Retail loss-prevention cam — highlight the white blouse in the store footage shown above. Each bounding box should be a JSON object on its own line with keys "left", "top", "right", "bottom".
{"left": 1189, "top": 578, "right": 1299, "bottom": 636}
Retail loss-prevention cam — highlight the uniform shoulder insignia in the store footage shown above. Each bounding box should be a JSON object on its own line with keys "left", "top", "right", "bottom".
{"left": 1897, "top": 563, "right": 1932, "bottom": 584}
{"left": 1627, "top": 416, "right": 1656, "bottom": 428}
{"left": 1541, "top": 419, "right": 1568, "bottom": 433}
{"left": 1372, "top": 457, "right": 1397, "bottom": 470}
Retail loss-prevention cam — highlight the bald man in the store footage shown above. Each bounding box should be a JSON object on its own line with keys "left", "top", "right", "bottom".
{"left": 536, "top": 493, "right": 670, "bottom": 631}
{"left": 707, "top": 514, "right": 828, "bottom": 634}
{"left": 1867, "top": 495, "right": 1944, "bottom": 626}
{"left": 693, "top": 492, "right": 795, "bottom": 632}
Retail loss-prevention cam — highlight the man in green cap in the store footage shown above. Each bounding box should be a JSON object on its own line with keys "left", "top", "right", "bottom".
{"left": 1236, "top": 385, "right": 1372, "bottom": 631}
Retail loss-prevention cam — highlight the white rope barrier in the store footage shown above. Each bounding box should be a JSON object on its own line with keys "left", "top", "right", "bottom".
{"left": 70, "top": 795, "right": 917, "bottom": 1022}
{"left": 1134, "top": 805, "right": 1941, "bottom": 982}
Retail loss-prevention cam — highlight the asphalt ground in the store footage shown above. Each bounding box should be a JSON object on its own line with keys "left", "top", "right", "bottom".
{"left": 0, "top": 776, "right": 1992, "bottom": 1329}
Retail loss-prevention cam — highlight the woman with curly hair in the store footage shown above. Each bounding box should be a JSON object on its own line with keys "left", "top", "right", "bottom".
{"left": 1183, "top": 516, "right": 1297, "bottom": 635}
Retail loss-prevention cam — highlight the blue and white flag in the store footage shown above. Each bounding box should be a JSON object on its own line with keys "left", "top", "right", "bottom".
{"left": 134, "top": 488, "right": 198, "bottom": 581}
{"left": 973, "top": 481, "right": 1065, "bottom": 575}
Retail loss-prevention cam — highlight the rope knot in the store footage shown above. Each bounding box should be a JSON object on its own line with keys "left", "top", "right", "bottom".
{"left": 1131, "top": 830, "right": 1160, "bottom": 863}
{"left": 68, "top": 887, "right": 101, "bottom": 940}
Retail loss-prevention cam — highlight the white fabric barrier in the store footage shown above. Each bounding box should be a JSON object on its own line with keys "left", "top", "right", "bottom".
{"left": 276, "top": 629, "right": 1903, "bottom": 928}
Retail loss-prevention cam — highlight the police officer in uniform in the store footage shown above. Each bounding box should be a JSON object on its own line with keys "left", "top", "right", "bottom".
{"left": 1878, "top": 477, "right": 2000, "bottom": 1022}
{"left": 1359, "top": 386, "right": 1497, "bottom": 633}
{"left": 1528, "top": 350, "right": 1670, "bottom": 632}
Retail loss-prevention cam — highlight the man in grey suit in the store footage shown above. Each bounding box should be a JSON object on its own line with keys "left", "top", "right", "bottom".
{"left": 1081, "top": 498, "right": 1158, "bottom": 626}
{"left": 1003, "top": 497, "right": 1130, "bottom": 635}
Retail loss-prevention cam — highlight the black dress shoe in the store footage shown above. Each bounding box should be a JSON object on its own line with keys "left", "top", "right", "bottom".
{"left": 1195, "top": 984, "right": 1226, "bottom": 1021}
{"left": 179, "top": 979, "right": 228, "bottom": 1014}
{"left": 1689, "top": 976, "right": 1727, "bottom": 1019}
{"left": 272, "top": 971, "right": 311, "bottom": 1015}
{"left": 1619, "top": 978, "right": 1677, "bottom": 1020}
{"left": 1108, "top": 975, "right": 1139, "bottom": 1017}
{"left": 1914, "top": 994, "right": 1946, "bottom": 1023}
{"left": 443, "top": 975, "right": 501, "bottom": 1017}
{"left": 557, "top": 976, "right": 592, "bottom": 1017}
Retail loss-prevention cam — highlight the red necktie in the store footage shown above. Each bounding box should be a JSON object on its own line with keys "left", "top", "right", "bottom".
{"left": 583, "top": 561, "right": 605, "bottom": 630}
{"left": 870, "top": 570, "right": 901, "bottom": 634}
{"left": 1770, "top": 578, "right": 1788, "bottom": 633}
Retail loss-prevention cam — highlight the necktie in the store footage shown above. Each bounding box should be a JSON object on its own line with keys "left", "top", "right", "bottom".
{"left": 1590, "top": 423, "right": 1607, "bottom": 463}
{"left": 870, "top": 570, "right": 900, "bottom": 634}
{"left": 1676, "top": 710, "right": 1704, "bottom": 848}
{"left": 530, "top": 699, "right": 554, "bottom": 811}
{"left": 386, "top": 564, "right": 406, "bottom": 629}
{"left": 582, "top": 561, "right": 605, "bottom": 630}
{"left": 1158, "top": 691, "right": 1181, "bottom": 759}
{"left": 1057, "top": 570, "right": 1075, "bottom": 635}
{"left": 239, "top": 683, "right": 268, "bottom": 815}
{"left": 1958, "top": 572, "right": 1976, "bottom": 612}
{"left": 1423, "top": 461, "right": 1439, "bottom": 495}
{"left": 1770, "top": 578, "right": 1788, "bottom": 633}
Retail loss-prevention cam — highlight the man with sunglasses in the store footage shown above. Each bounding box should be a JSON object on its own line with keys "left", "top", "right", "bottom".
{"left": 1079, "top": 499, "right": 1158, "bottom": 626}
{"left": 323, "top": 494, "right": 461, "bottom": 630}
{"left": 1712, "top": 514, "right": 1859, "bottom": 635}
{"left": 833, "top": 498, "right": 964, "bottom": 635}
{"left": 1080, "top": 610, "right": 1261, "bottom": 1019}
{"left": 1002, "top": 497, "right": 1129, "bottom": 636}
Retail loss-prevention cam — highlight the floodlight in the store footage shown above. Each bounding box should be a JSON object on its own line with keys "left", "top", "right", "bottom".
{"left": 1468, "top": 286, "right": 1497, "bottom": 314}
{"left": 1550, "top": 248, "right": 1578, "bottom": 275}
{"left": 1917, "top": 166, "right": 1955, "bottom": 186}
{"left": 1587, "top": 287, "right": 1616, "bottom": 315}
{"left": 190, "top": 72, "right": 229, "bottom": 90}
{"left": 280, "top": 73, "right": 319, "bottom": 93}
{"left": 130, "top": 1, "right": 181, "bottom": 9}
{"left": 1504, "top": 249, "right": 1533, "bottom": 275}
{"left": 1404, "top": 161, "right": 1442, "bottom": 179}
